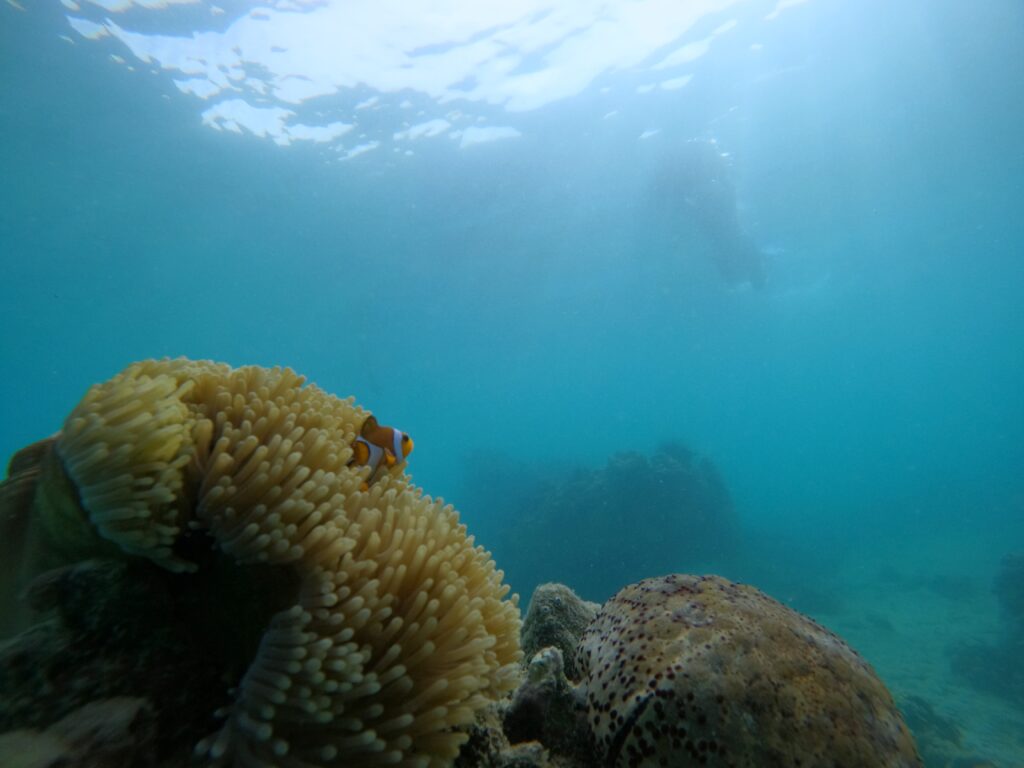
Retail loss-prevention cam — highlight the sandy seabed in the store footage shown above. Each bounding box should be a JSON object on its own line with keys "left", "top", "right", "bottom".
{"left": 812, "top": 533, "right": 1024, "bottom": 766}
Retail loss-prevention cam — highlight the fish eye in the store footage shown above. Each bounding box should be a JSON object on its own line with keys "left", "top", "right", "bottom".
{"left": 402, "top": 434, "right": 410, "bottom": 443}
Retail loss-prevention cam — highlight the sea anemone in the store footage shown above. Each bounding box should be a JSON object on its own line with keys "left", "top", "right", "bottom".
{"left": 0, "top": 358, "right": 522, "bottom": 767}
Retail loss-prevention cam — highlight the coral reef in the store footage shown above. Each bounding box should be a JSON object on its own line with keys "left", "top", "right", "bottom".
{"left": 0, "top": 359, "right": 927, "bottom": 768}
{"left": 0, "top": 359, "right": 521, "bottom": 767}
{"left": 461, "top": 443, "right": 739, "bottom": 602}
{"left": 1, "top": 564, "right": 921, "bottom": 767}
{"left": 576, "top": 574, "right": 921, "bottom": 767}
{"left": 520, "top": 583, "right": 599, "bottom": 681}
{"left": 949, "top": 552, "right": 1024, "bottom": 708}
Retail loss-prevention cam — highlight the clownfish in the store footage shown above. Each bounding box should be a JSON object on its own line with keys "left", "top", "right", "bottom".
{"left": 348, "top": 415, "right": 413, "bottom": 490}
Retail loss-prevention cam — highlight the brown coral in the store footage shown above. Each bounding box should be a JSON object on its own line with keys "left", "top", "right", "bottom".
{"left": 0, "top": 358, "right": 522, "bottom": 767}
{"left": 576, "top": 574, "right": 921, "bottom": 768}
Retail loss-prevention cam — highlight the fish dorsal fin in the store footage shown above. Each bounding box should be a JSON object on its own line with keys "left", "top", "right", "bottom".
{"left": 360, "top": 415, "right": 379, "bottom": 437}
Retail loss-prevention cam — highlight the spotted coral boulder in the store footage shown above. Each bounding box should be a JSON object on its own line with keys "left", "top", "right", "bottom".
{"left": 576, "top": 574, "right": 921, "bottom": 768}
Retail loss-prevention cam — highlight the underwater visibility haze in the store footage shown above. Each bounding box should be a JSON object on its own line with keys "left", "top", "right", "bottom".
{"left": 2, "top": 0, "right": 1024, "bottom": 764}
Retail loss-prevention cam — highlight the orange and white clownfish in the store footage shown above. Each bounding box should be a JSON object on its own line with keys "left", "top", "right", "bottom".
{"left": 348, "top": 415, "right": 413, "bottom": 490}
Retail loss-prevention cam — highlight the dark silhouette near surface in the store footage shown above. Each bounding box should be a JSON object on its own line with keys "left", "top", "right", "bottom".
{"left": 653, "top": 139, "right": 765, "bottom": 289}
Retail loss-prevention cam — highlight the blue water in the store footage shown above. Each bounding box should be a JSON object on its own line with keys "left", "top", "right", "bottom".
{"left": 2, "top": 0, "right": 1023, "bottom": 762}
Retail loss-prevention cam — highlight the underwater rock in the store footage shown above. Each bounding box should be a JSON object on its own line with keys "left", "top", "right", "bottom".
{"left": 454, "top": 704, "right": 512, "bottom": 768}
{"left": 456, "top": 647, "right": 596, "bottom": 768}
{"left": 504, "top": 648, "right": 596, "bottom": 765}
{"left": 0, "top": 557, "right": 256, "bottom": 764}
{"left": 0, "top": 358, "right": 522, "bottom": 767}
{"left": 494, "top": 743, "right": 552, "bottom": 768}
{"left": 454, "top": 704, "right": 561, "bottom": 768}
{"left": 0, "top": 437, "right": 58, "bottom": 637}
{"left": 467, "top": 442, "right": 740, "bottom": 602}
{"left": 576, "top": 574, "right": 922, "bottom": 768}
{"left": 521, "top": 583, "right": 600, "bottom": 681}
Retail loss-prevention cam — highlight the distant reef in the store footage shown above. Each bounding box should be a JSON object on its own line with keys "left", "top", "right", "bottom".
{"left": 461, "top": 442, "right": 741, "bottom": 602}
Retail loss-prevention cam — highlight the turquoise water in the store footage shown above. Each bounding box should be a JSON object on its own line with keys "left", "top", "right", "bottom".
{"left": 2, "top": 0, "right": 1023, "bottom": 762}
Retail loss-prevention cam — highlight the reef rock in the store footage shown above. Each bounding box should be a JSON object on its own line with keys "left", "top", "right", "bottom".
{"left": 0, "top": 559, "right": 230, "bottom": 763}
{"left": 576, "top": 574, "right": 922, "bottom": 768}
{"left": 503, "top": 647, "right": 596, "bottom": 765}
{"left": 521, "top": 584, "right": 600, "bottom": 681}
